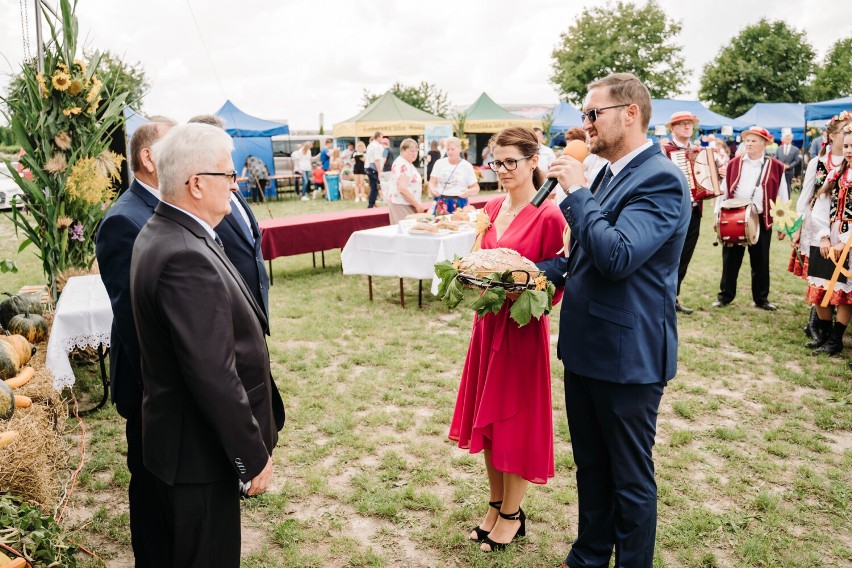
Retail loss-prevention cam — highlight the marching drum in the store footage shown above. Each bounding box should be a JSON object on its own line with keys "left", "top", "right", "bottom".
{"left": 717, "top": 198, "right": 759, "bottom": 246}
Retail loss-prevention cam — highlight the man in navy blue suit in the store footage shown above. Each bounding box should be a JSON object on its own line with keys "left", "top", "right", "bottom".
{"left": 540, "top": 73, "right": 690, "bottom": 568}
{"left": 96, "top": 118, "right": 175, "bottom": 566}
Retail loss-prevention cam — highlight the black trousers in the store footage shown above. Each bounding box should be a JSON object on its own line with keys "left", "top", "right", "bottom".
{"left": 677, "top": 204, "right": 702, "bottom": 296}
{"left": 717, "top": 222, "right": 772, "bottom": 305}
{"left": 121, "top": 405, "right": 169, "bottom": 568}
{"left": 149, "top": 475, "right": 241, "bottom": 567}
{"left": 564, "top": 372, "right": 664, "bottom": 568}
{"left": 366, "top": 167, "right": 379, "bottom": 208}
{"left": 250, "top": 179, "right": 267, "bottom": 203}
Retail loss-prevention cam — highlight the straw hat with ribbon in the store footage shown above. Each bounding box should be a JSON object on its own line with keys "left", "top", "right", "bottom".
{"left": 742, "top": 126, "right": 774, "bottom": 143}
{"left": 665, "top": 111, "right": 699, "bottom": 129}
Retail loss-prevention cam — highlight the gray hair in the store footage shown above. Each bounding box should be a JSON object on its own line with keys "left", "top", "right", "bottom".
{"left": 445, "top": 136, "right": 461, "bottom": 149}
{"left": 152, "top": 123, "right": 234, "bottom": 199}
{"left": 188, "top": 114, "right": 226, "bottom": 129}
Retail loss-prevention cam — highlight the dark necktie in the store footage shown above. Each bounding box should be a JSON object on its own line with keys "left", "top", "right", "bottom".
{"left": 593, "top": 166, "right": 613, "bottom": 195}
{"left": 214, "top": 233, "right": 224, "bottom": 250}
{"left": 231, "top": 201, "right": 254, "bottom": 243}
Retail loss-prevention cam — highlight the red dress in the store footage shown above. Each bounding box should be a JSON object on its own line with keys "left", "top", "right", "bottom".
{"left": 448, "top": 196, "right": 566, "bottom": 484}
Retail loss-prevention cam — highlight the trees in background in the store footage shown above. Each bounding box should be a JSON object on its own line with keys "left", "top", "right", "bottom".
{"left": 362, "top": 81, "right": 451, "bottom": 117}
{"left": 550, "top": 0, "right": 687, "bottom": 105}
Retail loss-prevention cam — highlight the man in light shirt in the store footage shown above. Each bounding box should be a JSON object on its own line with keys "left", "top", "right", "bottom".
{"left": 534, "top": 126, "right": 556, "bottom": 174}
{"left": 713, "top": 126, "right": 788, "bottom": 311}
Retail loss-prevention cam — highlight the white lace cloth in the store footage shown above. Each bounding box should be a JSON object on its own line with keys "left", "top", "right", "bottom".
{"left": 341, "top": 224, "right": 476, "bottom": 294}
{"left": 46, "top": 275, "right": 112, "bottom": 391}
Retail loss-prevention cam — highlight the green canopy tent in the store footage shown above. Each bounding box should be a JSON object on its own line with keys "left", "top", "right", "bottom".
{"left": 332, "top": 91, "right": 451, "bottom": 139}
{"left": 461, "top": 92, "right": 541, "bottom": 165}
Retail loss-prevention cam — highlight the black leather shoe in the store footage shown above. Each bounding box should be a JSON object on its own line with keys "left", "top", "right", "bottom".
{"left": 712, "top": 300, "right": 729, "bottom": 308}
{"left": 675, "top": 302, "right": 694, "bottom": 315}
{"left": 755, "top": 301, "right": 778, "bottom": 311}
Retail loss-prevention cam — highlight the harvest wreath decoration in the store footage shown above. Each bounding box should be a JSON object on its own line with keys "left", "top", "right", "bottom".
{"left": 434, "top": 247, "right": 556, "bottom": 326}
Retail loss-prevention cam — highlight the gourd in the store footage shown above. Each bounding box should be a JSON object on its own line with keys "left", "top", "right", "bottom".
{"left": 0, "top": 292, "right": 42, "bottom": 329}
{"left": 0, "top": 342, "right": 21, "bottom": 380}
{"left": 13, "top": 395, "right": 31, "bottom": 409}
{"left": 0, "top": 335, "right": 35, "bottom": 365}
{"left": 0, "top": 430, "right": 18, "bottom": 449}
{"left": 0, "top": 381, "right": 13, "bottom": 420}
{"left": 7, "top": 313, "right": 48, "bottom": 344}
{"left": 5, "top": 367, "right": 34, "bottom": 389}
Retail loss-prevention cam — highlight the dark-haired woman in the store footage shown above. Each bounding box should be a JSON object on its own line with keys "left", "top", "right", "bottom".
{"left": 448, "top": 126, "right": 566, "bottom": 552}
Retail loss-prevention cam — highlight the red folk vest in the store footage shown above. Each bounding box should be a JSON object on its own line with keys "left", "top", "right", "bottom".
{"left": 725, "top": 156, "right": 785, "bottom": 230}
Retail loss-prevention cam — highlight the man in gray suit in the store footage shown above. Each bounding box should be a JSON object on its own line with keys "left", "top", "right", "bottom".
{"left": 776, "top": 133, "right": 802, "bottom": 188}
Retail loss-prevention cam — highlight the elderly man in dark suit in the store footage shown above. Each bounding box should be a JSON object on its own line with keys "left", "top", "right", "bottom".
{"left": 540, "top": 73, "right": 690, "bottom": 568}
{"left": 188, "top": 114, "right": 270, "bottom": 320}
{"left": 130, "top": 123, "right": 284, "bottom": 566}
{"left": 776, "top": 133, "right": 802, "bottom": 189}
{"left": 95, "top": 118, "right": 175, "bottom": 566}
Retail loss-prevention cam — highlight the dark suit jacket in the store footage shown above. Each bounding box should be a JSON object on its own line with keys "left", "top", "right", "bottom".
{"left": 775, "top": 144, "right": 802, "bottom": 181}
{"left": 215, "top": 192, "right": 270, "bottom": 326}
{"left": 540, "top": 144, "right": 690, "bottom": 384}
{"left": 130, "top": 203, "right": 284, "bottom": 485}
{"left": 95, "top": 180, "right": 159, "bottom": 415}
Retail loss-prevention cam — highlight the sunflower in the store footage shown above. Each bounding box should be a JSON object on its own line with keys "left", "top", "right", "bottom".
{"left": 85, "top": 77, "right": 102, "bottom": 103}
{"left": 36, "top": 72, "right": 49, "bottom": 98}
{"left": 51, "top": 71, "right": 71, "bottom": 91}
{"left": 68, "top": 79, "right": 84, "bottom": 96}
{"left": 73, "top": 59, "right": 87, "bottom": 74}
{"left": 769, "top": 198, "right": 800, "bottom": 231}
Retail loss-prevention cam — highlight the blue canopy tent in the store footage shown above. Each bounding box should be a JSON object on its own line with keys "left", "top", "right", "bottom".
{"left": 648, "top": 99, "right": 749, "bottom": 135}
{"left": 546, "top": 102, "right": 583, "bottom": 146}
{"left": 735, "top": 103, "right": 806, "bottom": 144}
{"left": 214, "top": 100, "right": 289, "bottom": 199}
{"left": 804, "top": 95, "right": 852, "bottom": 121}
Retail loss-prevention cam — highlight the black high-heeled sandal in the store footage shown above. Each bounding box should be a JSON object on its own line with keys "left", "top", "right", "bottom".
{"left": 481, "top": 508, "right": 526, "bottom": 552}
{"left": 469, "top": 500, "right": 502, "bottom": 541}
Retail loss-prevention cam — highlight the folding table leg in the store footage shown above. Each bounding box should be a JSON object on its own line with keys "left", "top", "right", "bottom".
{"left": 321, "top": 251, "right": 325, "bottom": 268}
{"left": 418, "top": 280, "right": 423, "bottom": 308}
{"left": 399, "top": 278, "right": 405, "bottom": 308}
{"left": 77, "top": 343, "right": 110, "bottom": 417}
{"left": 268, "top": 259, "right": 273, "bottom": 285}
{"left": 368, "top": 276, "right": 373, "bottom": 301}
{"left": 312, "top": 252, "right": 317, "bottom": 268}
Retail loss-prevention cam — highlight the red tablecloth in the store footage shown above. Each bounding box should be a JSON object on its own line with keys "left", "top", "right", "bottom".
{"left": 259, "top": 193, "right": 502, "bottom": 260}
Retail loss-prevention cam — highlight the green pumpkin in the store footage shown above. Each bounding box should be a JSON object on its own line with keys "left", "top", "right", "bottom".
{"left": 0, "top": 381, "right": 13, "bottom": 420}
{"left": 7, "top": 313, "right": 48, "bottom": 344}
{"left": 0, "top": 292, "right": 43, "bottom": 329}
{"left": 0, "top": 341, "right": 21, "bottom": 380}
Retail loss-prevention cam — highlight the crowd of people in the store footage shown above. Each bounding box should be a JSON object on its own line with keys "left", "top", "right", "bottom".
{"left": 88, "top": 68, "right": 851, "bottom": 567}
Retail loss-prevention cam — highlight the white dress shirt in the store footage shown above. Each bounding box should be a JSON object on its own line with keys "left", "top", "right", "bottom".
{"left": 715, "top": 154, "right": 789, "bottom": 216}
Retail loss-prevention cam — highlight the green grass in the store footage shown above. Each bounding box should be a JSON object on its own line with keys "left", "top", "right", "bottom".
{"left": 3, "top": 192, "right": 851, "bottom": 566}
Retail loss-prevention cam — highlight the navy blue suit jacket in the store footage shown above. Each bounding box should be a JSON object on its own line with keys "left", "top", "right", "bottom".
{"left": 540, "top": 144, "right": 690, "bottom": 384}
{"left": 215, "top": 192, "right": 270, "bottom": 332}
{"left": 95, "top": 180, "right": 159, "bottom": 414}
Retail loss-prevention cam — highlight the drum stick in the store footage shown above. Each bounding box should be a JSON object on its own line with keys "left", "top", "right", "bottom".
{"left": 820, "top": 231, "right": 852, "bottom": 308}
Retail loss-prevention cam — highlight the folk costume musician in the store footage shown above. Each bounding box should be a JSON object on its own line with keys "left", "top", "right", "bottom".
{"left": 661, "top": 111, "right": 704, "bottom": 315}
{"left": 713, "top": 126, "right": 788, "bottom": 311}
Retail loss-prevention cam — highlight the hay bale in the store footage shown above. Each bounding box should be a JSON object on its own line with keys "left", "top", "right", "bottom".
{"left": 0, "top": 340, "right": 69, "bottom": 510}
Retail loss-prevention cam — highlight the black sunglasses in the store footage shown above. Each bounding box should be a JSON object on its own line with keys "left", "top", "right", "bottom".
{"left": 185, "top": 171, "right": 238, "bottom": 185}
{"left": 581, "top": 104, "right": 630, "bottom": 124}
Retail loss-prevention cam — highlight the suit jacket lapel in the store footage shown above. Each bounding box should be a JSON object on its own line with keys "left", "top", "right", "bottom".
{"left": 130, "top": 179, "right": 160, "bottom": 210}
{"left": 595, "top": 144, "right": 660, "bottom": 204}
{"left": 154, "top": 204, "right": 269, "bottom": 331}
{"left": 234, "top": 191, "right": 260, "bottom": 241}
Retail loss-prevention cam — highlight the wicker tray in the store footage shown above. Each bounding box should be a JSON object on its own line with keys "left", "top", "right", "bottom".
{"left": 457, "top": 270, "right": 542, "bottom": 292}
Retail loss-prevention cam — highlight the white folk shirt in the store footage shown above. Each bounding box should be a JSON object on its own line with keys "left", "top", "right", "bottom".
{"left": 538, "top": 144, "right": 556, "bottom": 173}
{"left": 714, "top": 155, "right": 789, "bottom": 216}
{"left": 430, "top": 158, "right": 477, "bottom": 197}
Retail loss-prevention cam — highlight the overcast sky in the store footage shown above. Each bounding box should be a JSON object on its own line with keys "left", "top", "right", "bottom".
{"left": 0, "top": 0, "right": 849, "bottom": 130}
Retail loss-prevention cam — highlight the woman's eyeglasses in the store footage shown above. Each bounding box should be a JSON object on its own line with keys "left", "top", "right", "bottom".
{"left": 581, "top": 104, "right": 630, "bottom": 124}
{"left": 488, "top": 156, "right": 533, "bottom": 172}
{"left": 185, "top": 171, "right": 238, "bottom": 185}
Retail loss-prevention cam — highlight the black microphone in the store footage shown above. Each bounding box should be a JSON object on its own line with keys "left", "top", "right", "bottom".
{"left": 531, "top": 139, "right": 590, "bottom": 208}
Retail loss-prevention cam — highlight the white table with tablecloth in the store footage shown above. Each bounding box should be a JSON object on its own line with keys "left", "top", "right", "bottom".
{"left": 341, "top": 224, "right": 476, "bottom": 307}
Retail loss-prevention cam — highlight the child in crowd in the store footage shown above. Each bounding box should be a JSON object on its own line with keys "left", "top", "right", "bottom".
{"left": 311, "top": 163, "right": 326, "bottom": 199}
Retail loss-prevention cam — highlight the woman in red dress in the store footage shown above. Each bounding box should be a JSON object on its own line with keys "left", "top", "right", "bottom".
{"left": 448, "top": 126, "right": 566, "bottom": 552}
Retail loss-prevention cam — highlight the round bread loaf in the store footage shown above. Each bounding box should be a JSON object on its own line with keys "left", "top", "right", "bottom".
{"left": 457, "top": 248, "right": 539, "bottom": 283}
